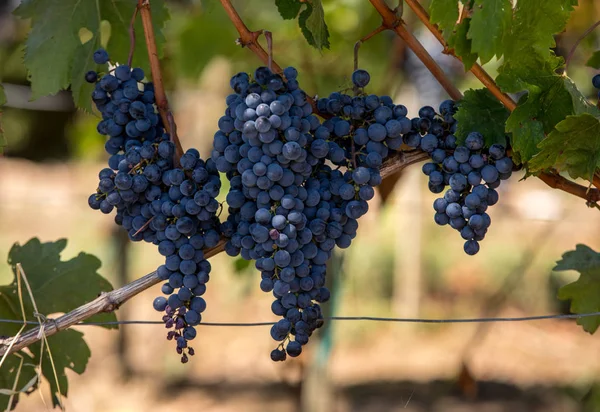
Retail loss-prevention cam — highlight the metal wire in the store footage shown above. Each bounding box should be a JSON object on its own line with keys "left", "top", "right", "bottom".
{"left": 0, "top": 312, "right": 598, "bottom": 327}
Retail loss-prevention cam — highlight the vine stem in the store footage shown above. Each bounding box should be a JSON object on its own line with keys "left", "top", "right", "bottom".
{"left": 138, "top": 0, "right": 184, "bottom": 161}
{"left": 127, "top": 5, "right": 140, "bottom": 67}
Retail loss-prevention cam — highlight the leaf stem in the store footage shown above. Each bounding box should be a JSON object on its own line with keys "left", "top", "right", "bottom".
{"left": 137, "top": 0, "right": 184, "bottom": 162}
{"left": 565, "top": 19, "right": 600, "bottom": 73}
{"left": 127, "top": 5, "right": 140, "bottom": 67}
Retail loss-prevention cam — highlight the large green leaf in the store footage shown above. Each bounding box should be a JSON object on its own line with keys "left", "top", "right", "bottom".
{"left": 447, "top": 19, "right": 477, "bottom": 71}
{"left": 556, "top": 244, "right": 600, "bottom": 334}
{"left": 0, "top": 351, "right": 37, "bottom": 411}
{"left": 1, "top": 238, "right": 116, "bottom": 328}
{"left": 429, "top": 0, "right": 459, "bottom": 38}
{"left": 454, "top": 88, "right": 510, "bottom": 147}
{"left": 497, "top": 56, "right": 575, "bottom": 164}
{"left": 298, "top": 0, "right": 330, "bottom": 50}
{"left": 502, "top": 0, "right": 576, "bottom": 69}
{"left": 468, "top": 0, "right": 512, "bottom": 64}
{"left": 14, "top": 0, "right": 169, "bottom": 111}
{"left": 275, "top": 0, "right": 302, "bottom": 20}
{"left": 0, "top": 238, "right": 110, "bottom": 409}
{"left": 528, "top": 113, "right": 600, "bottom": 180}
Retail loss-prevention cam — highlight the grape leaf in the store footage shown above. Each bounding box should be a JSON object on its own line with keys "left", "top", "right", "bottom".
{"left": 275, "top": 0, "right": 302, "bottom": 20}
{"left": 429, "top": 0, "right": 459, "bottom": 38}
{"left": 468, "top": 0, "right": 512, "bottom": 64}
{"left": 298, "top": 0, "right": 330, "bottom": 50}
{"left": 0, "top": 238, "right": 110, "bottom": 409}
{"left": 497, "top": 56, "right": 575, "bottom": 164}
{"left": 587, "top": 51, "right": 600, "bottom": 70}
{"left": 14, "top": 0, "right": 169, "bottom": 111}
{"left": 502, "top": 0, "right": 576, "bottom": 69}
{"left": 556, "top": 244, "right": 600, "bottom": 334}
{"left": 0, "top": 238, "right": 117, "bottom": 330}
{"left": 31, "top": 330, "right": 91, "bottom": 407}
{"left": 0, "top": 84, "right": 5, "bottom": 155}
{"left": 528, "top": 113, "right": 600, "bottom": 181}
{"left": 0, "top": 351, "right": 37, "bottom": 411}
{"left": 447, "top": 18, "right": 477, "bottom": 71}
{"left": 454, "top": 89, "right": 510, "bottom": 147}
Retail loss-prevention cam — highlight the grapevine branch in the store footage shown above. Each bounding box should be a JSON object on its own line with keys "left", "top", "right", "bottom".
{"left": 371, "top": 0, "right": 600, "bottom": 203}
{"left": 137, "top": 0, "right": 184, "bottom": 161}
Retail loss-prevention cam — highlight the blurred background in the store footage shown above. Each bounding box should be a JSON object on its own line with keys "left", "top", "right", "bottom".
{"left": 2, "top": 0, "right": 600, "bottom": 411}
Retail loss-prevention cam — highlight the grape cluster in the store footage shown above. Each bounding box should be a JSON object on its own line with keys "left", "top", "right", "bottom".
{"left": 314, "top": 69, "right": 412, "bottom": 220}
{"left": 86, "top": 48, "right": 222, "bottom": 362}
{"left": 402, "top": 100, "right": 513, "bottom": 255}
{"left": 213, "top": 66, "right": 332, "bottom": 360}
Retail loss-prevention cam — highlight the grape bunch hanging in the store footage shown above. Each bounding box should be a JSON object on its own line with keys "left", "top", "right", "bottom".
{"left": 85, "top": 47, "right": 513, "bottom": 362}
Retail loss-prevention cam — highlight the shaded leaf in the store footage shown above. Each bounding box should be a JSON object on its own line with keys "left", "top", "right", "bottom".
{"left": 556, "top": 244, "right": 600, "bottom": 333}
{"left": 455, "top": 88, "right": 510, "bottom": 147}
{"left": 528, "top": 113, "right": 600, "bottom": 181}
{"left": 497, "top": 56, "right": 576, "bottom": 164}
{"left": 298, "top": 0, "right": 330, "bottom": 50}
{"left": 14, "top": 0, "right": 169, "bottom": 111}
{"left": 429, "top": 0, "right": 459, "bottom": 38}
{"left": 468, "top": 0, "right": 512, "bottom": 64}
{"left": 0, "top": 352, "right": 37, "bottom": 411}
{"left": 587, "top": 51, "right": 600, "bottom": 69}
{"left": 275, "top": 0, "right": 301, "bottom": 20}
{"left": 447, "top": 19, "right": 477, "bottom": 71}
{"left": 31, "top": 330, "right": 91, "bottom": 407}
{"left": 1, "top": 238, "right": 116, "bottom": 329}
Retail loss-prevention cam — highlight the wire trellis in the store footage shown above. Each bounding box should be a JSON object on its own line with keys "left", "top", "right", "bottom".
{"left": 1, "top": 312, "right": 599, "bottom": 328}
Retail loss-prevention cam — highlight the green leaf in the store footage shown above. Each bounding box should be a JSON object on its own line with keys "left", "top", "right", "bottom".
{"left": 564, "top": 76, "right": 600, "bottom": 117}
{"left": 586, "top": 51, "right": 600, "bottom": 70}
{"left": 455, "top": 89, "right": 510, "bottom": 147}
{"left": 298, "top": 0, "right": 330, "bottom": 50}
{"left": 447, "top": 18, "right": 477, "bottom": 71}
{"left": 528, "top": 113, "right": 600, "bottom": 181}
{"left": 502, "top": 0, "right": 576, "bottom": 68}
{"left": 429, "top": 0, "right": 459, "bottom": 38}
{"left": 497, "top": 56, "right": 576, "bottom": 164}
{"left": 14, "top": 0, "right": 169, "bottom": 111}
{"left": 556, "top": 244, "right": 600, "bottom": 334}
{"left": 468, "top": 0, "right": 512, "bottom": 64}
{"left": 275, "top": 0, "right": 301, "bottom": 20}
{"left": 0, "top": 238, "right": 108, "bottom": 408}
{"left": 0, "top": 83, "right": 5, "bottom": 155}
{"left": 31, "top": 330, "right": 91, "bottom": 407}
{"left": 0, "top": 351, "right": 38, "bottom": 411}
{"left": 0, "top": 238, "right": 116, "bottom": 330}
